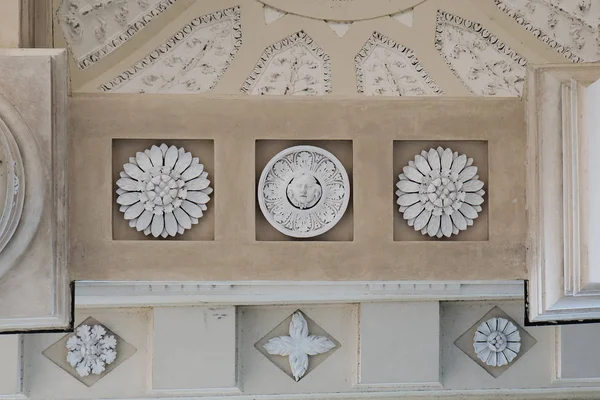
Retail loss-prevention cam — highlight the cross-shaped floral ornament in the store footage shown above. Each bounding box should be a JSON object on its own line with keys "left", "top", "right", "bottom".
{"left": 263, "top": 311, "right": 336, "bottom": 381}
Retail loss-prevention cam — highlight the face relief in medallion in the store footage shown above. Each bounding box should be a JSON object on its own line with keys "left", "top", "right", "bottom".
{"left": 258, "top": 145, "right": 350, "bottom": 238}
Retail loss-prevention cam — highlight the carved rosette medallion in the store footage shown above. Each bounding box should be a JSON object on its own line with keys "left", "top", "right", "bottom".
{"left": 66, "top": 324, "right": 117, "bottom": 377}
{"left": 258, "top": 146, "right": 350, "bottom": 238}
{"left": 0, "top": 116, "right": 25, "bottom": 254}
{"left": 474, "top": 317, "right": 521, "bottom": 367}
{"left": 116, "top": 144, "right": 213, "bottom": 238}
{"left": 396, "top": 147, "right": 485, "bottom": 238}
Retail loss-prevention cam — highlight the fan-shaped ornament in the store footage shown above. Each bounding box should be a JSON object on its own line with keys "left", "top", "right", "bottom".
{"left": 258, "top": 145, "right": 350, "bottom": 238}
{"left": 395, "top": 147, "right": 485, "bottom": 238}
{"left": 116, "top": 144, "right": 213, "bottom": 238}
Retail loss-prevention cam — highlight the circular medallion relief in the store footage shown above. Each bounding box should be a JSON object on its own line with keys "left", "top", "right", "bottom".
{"left": 395, "top": 147, "right": 485, "bottom": 238}
{"left": 116, "top": 144, "right": 213, "bottom": 238}
{"left": 258, "top": 145, "right": 350, "bottom": 238}
{"left": 473, "top": 317, "right": 521, "bottom": 367}
{"left": 257, "top": 0, "right": 423, "bottom": 21}
{"left": 0, "top": 116, "right": 25, "bottom": 254}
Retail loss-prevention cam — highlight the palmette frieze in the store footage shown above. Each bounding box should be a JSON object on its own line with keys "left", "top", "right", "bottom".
{"left": 495, "top": 0, "right": 599, "bottom": 62}
{"left": 241, "top": 31, "right": 332, "bottom": 95}
{"left": 100, "top": 6, "right": 241, "bottom": 93}
{"left": 355, "top": 31, "right": 443, "bottom": 96}
{"left": 57, "top": 0, "right": 178, "bottom": 70}
{"left": 435, "top": 10, "right": 527, "bottom": 96}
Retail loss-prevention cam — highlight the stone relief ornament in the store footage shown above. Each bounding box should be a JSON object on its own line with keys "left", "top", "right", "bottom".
{"left": 258, "top": 146, "right": 350, "bottom": 238}
{"left": 116, "top": 144, "right": 213, "bottom": 238}
{"left": 241, "top": 31, "right": 332, "bottom": 95}
{"left": 474, "top": 317, "right": 521, "bottom": 367}
{"left": 66, "top": 324, "right": 117, "bottom": 377}
{"left": 435, "top": 10, "right": 527, "bottom": 96}
{"left": 100, "top": 7, "right": 241, "bottom": 93}
{"left": 57, "top": 0, "right": 178, "bottom": 69}
{"left": 0, "top": 115, "right": 25, "bottom": 256}
{"left": 263, "top": 311, "right": 336, "bottom": 381}
{"left": 395, "top": 147, "right": 485, "bottom": 238}
{"left": 495, "top": 0, "right": 599, "bottom": 62}
{"left": 355, "top": 31, "right": 443, "bottom": 96}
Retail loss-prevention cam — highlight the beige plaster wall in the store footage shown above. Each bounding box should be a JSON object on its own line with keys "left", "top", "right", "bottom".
{"left": 70, "top": 95, "right": 526, "bottom": 281}
{"left": 0, "top": 1, "right": 21, "bottom": 48}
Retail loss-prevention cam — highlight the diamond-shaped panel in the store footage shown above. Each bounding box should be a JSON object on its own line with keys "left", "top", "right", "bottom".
{"left": 42, "top": 317, "right": 136, "bottom": 387}
{"left": 454, "top": 306, "right": 536, "bottom": 378}
{"left": 255, "top": 310, "right": 340, "bottom": 381}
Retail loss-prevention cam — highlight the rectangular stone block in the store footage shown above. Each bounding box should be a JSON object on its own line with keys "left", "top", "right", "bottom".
{"left": 0, "top": 49, "right": 69, "bottom": 332}
{"left": 152, "top": 306, "right": 237, "bottom": 392}
{"left": 559, "top": 324, "right": 600, "bottom": 380}
{"left": 359, "top": 302, "right": 440, "bottom": 386}
{"left": 0, "top": 335, "right": 21, "bottom": 395}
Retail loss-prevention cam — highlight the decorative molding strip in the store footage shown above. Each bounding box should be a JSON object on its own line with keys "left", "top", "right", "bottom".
{"left": 100, "top": 6, "right": 242, "bottom": 93}
{"left": 355, "top": 32, "right": 443, "bottom": 96}
{"left": 65, "top": 386, "right": 600, "bottom": 400}
{"left": 58, "top": 0, "right": 179, "bottom": 70}
{"left": 74, "top": 280, "right": 524, "bottom": 307}
{"left": 434, "top": 10, "right": 527, "bottom": 96}
{"left": 494, "top": 0, "right": 593, "bottom": 63}
{"left": 525, "top": 64, "right": 600, "bottom": 323}
{"left": 241, "top": 31, "right": 332, "bottom": 96}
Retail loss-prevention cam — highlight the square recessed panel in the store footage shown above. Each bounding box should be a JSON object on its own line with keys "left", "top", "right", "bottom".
{"left": 254, "top": 310, "right": 341, "bottom": 381}
{"left": 255, "top": 140, "right": 353, "bottom": 241}
{"left": 393, "top": 140, "right": 489, "bottom": 241}
{"left": 42, "top": 317, "right": 137, "bottom": 387}
{"left": 454, "top": 307, "right": 536, "bottom": 378}
{"left": 112, "top": 139, "right": 215, "bottom": 241}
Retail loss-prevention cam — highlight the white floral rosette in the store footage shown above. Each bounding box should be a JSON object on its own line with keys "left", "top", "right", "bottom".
{"left": 116, "top": 143, "right": 213, "bottom": 238}
{"left": 473, "top": 317, "right": 521, "bottom": 367}
{"left": 395, "top": 147, "right": 485, "bottom": 238}
{"left": 66, "top": 324, "right": 117, "bottom": 377}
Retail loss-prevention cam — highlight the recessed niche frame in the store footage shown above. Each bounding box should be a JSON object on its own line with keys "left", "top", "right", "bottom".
{"left": 393, "top": 140, "right": 489, "bottom": 242}
{"left": 255, "top": 139, "right": 354, "bottom": 242}
{"left": 111, "top": 138, "right": 215, "bottom": 241}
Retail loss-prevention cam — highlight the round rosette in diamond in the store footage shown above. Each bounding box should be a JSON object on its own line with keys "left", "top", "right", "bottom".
{"left": 116, "top": 144, "right": 213, "bottom": 238}
{"left": 258, "top": 145, "right": 350, "bottom": 238}
{"left": 473, "top": 317, "right": 521, "bottom": 367}
{"left": 395, "top": 147, "right": 485, "bottom": 238}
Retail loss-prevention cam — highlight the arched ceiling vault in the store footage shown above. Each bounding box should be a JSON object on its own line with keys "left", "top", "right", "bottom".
{"left": 53, "top": 0, "right": 597, "bottom": 96}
